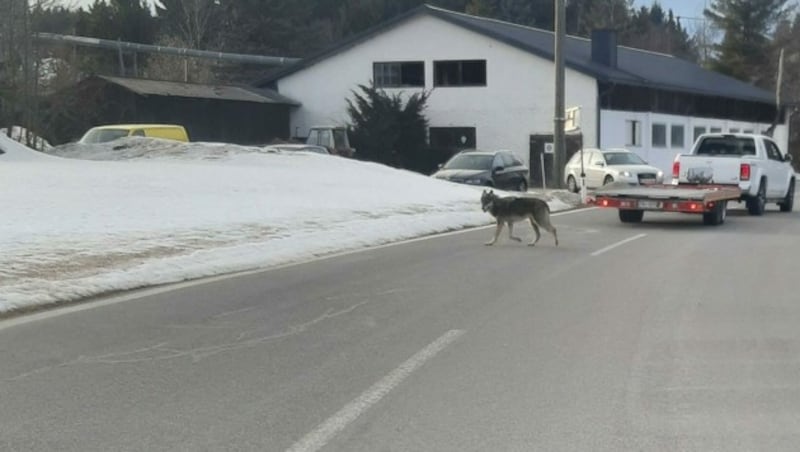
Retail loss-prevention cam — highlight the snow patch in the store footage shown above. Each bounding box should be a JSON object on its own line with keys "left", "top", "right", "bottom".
{"left": 1, "top": 138, "right": 581, "bottom": 314}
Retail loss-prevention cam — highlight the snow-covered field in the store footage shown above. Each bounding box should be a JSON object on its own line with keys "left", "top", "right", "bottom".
{"left": 1, "top": 135, "right": 580, "bottom": 314}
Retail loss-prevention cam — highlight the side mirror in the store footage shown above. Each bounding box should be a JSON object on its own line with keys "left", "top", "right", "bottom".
{"left": 785, "top": 154, "right": 793, "bottom": 162}
{"left": 493, "top": 166, "right": 504, "bottom": 173}
{"left": 437, "top": 163, "right": 444, "bottom": 169}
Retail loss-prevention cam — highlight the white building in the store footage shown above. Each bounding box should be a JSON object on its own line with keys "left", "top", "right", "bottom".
{"left": 256, "top": 4, "right": 789, "bottom": 179}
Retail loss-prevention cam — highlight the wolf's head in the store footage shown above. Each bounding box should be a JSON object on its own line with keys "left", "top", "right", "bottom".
{"left": 481, "top": 189, "right": 497, "bottom": 212}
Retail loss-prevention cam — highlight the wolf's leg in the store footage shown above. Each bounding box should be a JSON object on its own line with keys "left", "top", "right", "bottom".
{"left": 507, "top": 221, "right": 522, "bottom": 242}
{"left": 485, "top": 220, "right": 503, "bottom": 246}
{"left": 528, "top": 216, "right": 541, "bottom": 246}
{"left": 535, "top": 212, "right": 559, "bottom": 247}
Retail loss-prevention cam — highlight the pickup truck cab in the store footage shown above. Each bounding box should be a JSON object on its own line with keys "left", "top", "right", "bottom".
{"left": 672, "top": 133, "right": 795, "bottom": 215}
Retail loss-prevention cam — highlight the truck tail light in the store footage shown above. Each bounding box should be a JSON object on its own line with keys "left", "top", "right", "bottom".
{"left": 740, "top": 163, "right": 751, "bottom": 181}
{"left": 672, "top": 161, "right": 680, "bottom": 179}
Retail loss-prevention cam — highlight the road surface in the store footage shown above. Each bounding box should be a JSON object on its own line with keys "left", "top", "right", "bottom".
{"left": 2, "top": 200, "right": 800, "bottom": 451}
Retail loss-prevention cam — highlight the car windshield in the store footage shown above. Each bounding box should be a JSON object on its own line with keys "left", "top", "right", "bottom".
{"left": 80, "top": 129, "right": 129, "bottom": 144}
{"left": 442, "top": 154, "right": 493, "bottom": 170}
{"left": 603, "top": 152, "right": 646, "bottom": 165}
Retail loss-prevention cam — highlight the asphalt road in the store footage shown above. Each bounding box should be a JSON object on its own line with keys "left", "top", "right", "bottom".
{"left": 3, "top": 199, "right": 800, "bottom": 451}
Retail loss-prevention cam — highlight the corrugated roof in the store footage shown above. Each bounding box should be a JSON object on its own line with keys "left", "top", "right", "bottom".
{"left": 100, "top": 75, "right": 300, "bottom": 105}
{"left": 257, "top": 4, "right": 776, "bottom": 105}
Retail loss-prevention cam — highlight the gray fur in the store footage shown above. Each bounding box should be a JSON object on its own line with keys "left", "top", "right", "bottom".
{"left": 480, "top": 189, "right": 559, "bottom": 247}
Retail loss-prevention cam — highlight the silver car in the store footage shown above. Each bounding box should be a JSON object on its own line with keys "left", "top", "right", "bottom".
{"left": 563, "top": 147, "right": 664, "bottom": 192}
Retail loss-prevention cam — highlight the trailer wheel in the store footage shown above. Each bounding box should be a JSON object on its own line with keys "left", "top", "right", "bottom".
{"left": 619, "top": 209, "right": 644, "bottom": 223}
{"left": 703, "top": 201, "right": 727, "bottom": 226}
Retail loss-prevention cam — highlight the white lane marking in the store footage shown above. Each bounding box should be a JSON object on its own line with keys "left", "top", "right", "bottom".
{"left": 1, "top": 207, "right": 598, "bottom": 330}
{"left": 285, "top": 329, "right": 465, "bottom": 452}
{"left": 590, "top": 233, "right": 647, "bottom": 257}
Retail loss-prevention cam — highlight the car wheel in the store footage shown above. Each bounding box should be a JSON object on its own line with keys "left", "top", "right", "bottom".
{"left": 567, "top": 175, "right": 578, "bottom": 193}
{"left": 603, "top": 175, "right": 614, "bottom": 186}
{"left": 779, "top": 179, "right": 794, "bottom": 212}
{"left": 746, "top": 179, "right": 766, "bottom": 216}
{"left": 516, "top": 179, "right": 528, "bottom": 192}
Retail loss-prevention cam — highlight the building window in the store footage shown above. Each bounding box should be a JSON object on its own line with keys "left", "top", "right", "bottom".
{"left": 710, "top": 127, "right": 722, "bottom": 133}
{"left": 729, "top": 127, "right": 740, "bottom": 133}
{"left": 433, "top": 60, "right": 487, "bottom": 87}
{"left": 373, "top": 61, "right": 425, "bottom": 88}
{"left": 429, "top": 127, "right": 476, "bottom": 150}
{"left": 671, "top": 125, "right": 685, "bottom": 148}
{"left": 743, "top": 129, "right": 754, "bottom": 134}
{"left": 693, "top": 126, "right": 706, "bottom": 142}
{"left": 652, "top": 123, "right": 667, "bottom": 148}
{"left": 625, "top": 120, "right": 641, "bottom": 146}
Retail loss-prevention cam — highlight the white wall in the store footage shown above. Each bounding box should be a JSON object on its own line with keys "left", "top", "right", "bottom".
{"left": 276, "top": 13, "right": 598, "bottom": 168}
{"left": 600, "top": 109, "right": 790, "bottom": 175}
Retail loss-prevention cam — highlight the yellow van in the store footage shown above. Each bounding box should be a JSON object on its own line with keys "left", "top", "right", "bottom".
{"left": 78, "top": 124, "right": 190, "bottom": 144}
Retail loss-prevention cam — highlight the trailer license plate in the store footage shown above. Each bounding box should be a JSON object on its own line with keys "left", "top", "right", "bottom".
{"left": 638, "top": 200, "right": 662, "bottom": 209}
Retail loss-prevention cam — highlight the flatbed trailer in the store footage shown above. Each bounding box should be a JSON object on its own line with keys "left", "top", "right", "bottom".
{"left": 589, "top": 183, "right": 743, "bottom": 225}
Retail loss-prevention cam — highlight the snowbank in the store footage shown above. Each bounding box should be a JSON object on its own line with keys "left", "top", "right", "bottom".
{"left": 1, "top": 138, "right": 580, "bottom": 314}
{"left": 0, "top": 133, "right": 56, "bottom": 161}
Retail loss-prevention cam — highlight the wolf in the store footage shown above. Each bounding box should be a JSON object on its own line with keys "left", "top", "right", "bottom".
{"left": 480, "top": 189, "right": 559, "bottom": 247}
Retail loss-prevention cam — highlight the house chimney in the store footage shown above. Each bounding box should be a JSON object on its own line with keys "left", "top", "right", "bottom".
{"left": 591, "top": 29, "right": 618, "bottom": 68}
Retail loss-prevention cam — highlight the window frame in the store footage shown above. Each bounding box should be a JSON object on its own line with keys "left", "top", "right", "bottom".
{"left": 625, "top": 120, "right": 641, "bottom": 147}
{"left": 670, "top": 124, "right": 685, "bottom": 149}
{"left": 433, "top": 59, "right": 487, "bottom": 87}
{"left": 651, "top": 123, "right": 667, "bottom": 148}
{"left": 373, "top": 61, "right": 425, "bottom": 88}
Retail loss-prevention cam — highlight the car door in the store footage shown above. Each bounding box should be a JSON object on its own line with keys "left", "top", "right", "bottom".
{"left": 501, "top": 152, "right": 523, "bottom": 186}
{"left": 492, "top": 153, "right": 511, "bottom": 188}
{"left": 763, "top": 139, "right": 789, "bottom": 197}
{"left": 586, "top": 151, "right": 607, "bottom": 188}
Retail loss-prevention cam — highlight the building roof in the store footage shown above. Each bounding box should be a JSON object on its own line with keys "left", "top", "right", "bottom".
{"left": 256, "top": 4, "right": 776, "bottom": 105}
{"left": 98, "top": 75, "right": 300, "bottom": 106}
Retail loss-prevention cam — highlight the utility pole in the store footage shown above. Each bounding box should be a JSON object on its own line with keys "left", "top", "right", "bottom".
{"left": 553, "top": 0, "right": 566, "bottom": 189}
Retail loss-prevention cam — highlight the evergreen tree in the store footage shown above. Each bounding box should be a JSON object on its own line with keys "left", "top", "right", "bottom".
{"left": 346, "top": 82, "right": 431, "bottom": 172}
{"left": 704, "top": 0, "right": 792, "bottom": 84}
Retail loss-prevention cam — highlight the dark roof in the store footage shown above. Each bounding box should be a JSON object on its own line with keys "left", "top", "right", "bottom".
{"left": 98, "top": 75, "right": 300, "bottom": 105}
{"left": 256, "top": 4, "right": 775, "bottom": 105}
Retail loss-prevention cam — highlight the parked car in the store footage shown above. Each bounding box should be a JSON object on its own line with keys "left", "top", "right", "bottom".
{"left": 672, "top": 133, "right": 795, "bottom": 214}
{"left": 78, "top": 124, "right": 190, "bottom": 144}
{"left": 305, "top": 126, "right": 355, "bottom": 157}
{"left": 263, "top": 144, "right": 330, "bottom": 155}
{"left": 432, "top": 149, "right": 529, "bottom": 191}
{"left": 564, "top": 147, "right": 664, "bottom": 192}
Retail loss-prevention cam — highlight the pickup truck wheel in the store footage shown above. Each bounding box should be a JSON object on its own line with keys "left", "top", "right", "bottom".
{"left": 619, "top": 209, "right": 644, "bottom": 223}
{"left": 779, "top": 179, "right": 794, "bottom": 212}
{"left": 746, "top": 180, "right": 767, "bottom": 216}
{"left": 603, "top": 175, "right": 614, "bottom": 186}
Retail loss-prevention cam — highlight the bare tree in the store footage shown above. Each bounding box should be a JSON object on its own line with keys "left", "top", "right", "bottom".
{"left": 147, "top": 0, "right": 221, "bottom": 82}
{"left": 682, "top": 16, "right": 721, "bottom": 67}
{"left": 142, "top": 34, "right": 216, "bottom": 83}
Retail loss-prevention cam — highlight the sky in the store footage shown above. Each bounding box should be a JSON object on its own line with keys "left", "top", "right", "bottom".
{"left": 633, "top": 0, "right": 708, "bottom": 22}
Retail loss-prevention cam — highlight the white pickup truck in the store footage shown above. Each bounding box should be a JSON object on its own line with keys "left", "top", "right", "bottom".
{"left": 672, "top": 133, "right": 795, "bottom": 215}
